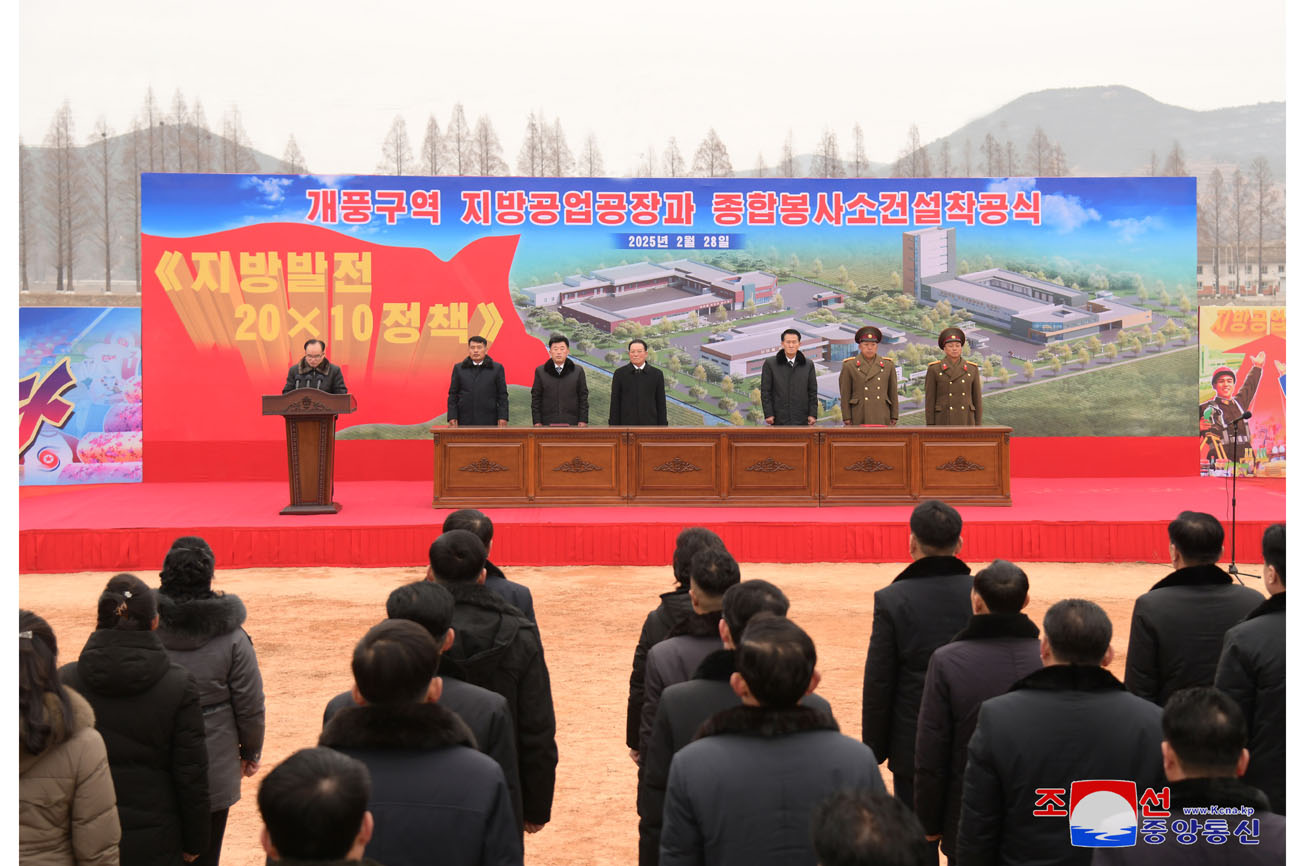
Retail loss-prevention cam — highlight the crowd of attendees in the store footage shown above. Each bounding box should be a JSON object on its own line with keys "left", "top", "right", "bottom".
{"left": 19, "top": 505, "right": 1285, "bottom": 865}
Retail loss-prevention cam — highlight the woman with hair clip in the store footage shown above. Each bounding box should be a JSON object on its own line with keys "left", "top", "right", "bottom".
{"left": 156, "top": 537, "right": 265, "bottom": 866}
{"left": 20, "top": 610, "right": 120, "bottom": 866}
{"left": 60, "top": 573, "right": 211, "bottom": 866}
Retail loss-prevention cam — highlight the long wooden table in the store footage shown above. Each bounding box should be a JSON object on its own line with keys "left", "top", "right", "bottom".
{"left": 433, "top": 426, "right": 1011, "bottom": 507}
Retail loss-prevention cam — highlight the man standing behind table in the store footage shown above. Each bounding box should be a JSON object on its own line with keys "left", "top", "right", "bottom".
{"left": 610, "top": 339, "right": 668, "bottom": 426}
{"left": 531, "top": 335, "right": 588, "bottom": 426}
{"left": 924, "top": 328, "right": 980, "bottom": 426}
{"left": 447, "top": 336, "right": 508, "bottom": 427}
{"left": 283, "top": 339, "right": 347, "bottom": 393}
{"left": 761, "top": 328, "right": 817, "bottom": 426}
{"left": 839, "top": 326, "right": 898, "bottom": 426}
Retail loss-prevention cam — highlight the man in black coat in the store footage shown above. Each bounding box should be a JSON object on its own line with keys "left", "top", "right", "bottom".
{"left": 428, "top": 530, "right": 557, "bottom": 834}
{"left": 531, "top": 334, "right": 588, "bottom": 425}
{"left": 862, "top": 499, "right": 973, "bottom": 815}
{"left": 957, "top": 599, "right": 1164, "bottom": 866}
{"left": 1215, "top": 522, "right": 1285, "bottom": 814}
{"left": 319, "top": 620, "right": 521, "bottom": 866}
{"left": 1092, "top": 687, "right": 1286, "bottom": 865}
{"left": 914, "top": 559, "right": 1042, "bottom": 864}
{"left": 447, "top": 335, "right": 508, "bottom": 426}
{"left": 442, "top": 508, "right": 537, "bottom": 625}
{"left": 760, "top": 328, "right": 818, "bottom": 425}
{"left": 1126, "top": 511, "right": 1263, "bottom": 705}
{"left": 282, "top": 338, "right": 347, "bottom": 393}
{"left": 258, "top": 747, "right": 378, "bottom": 865}
{"left": 320, "top": 580, "right": 523, "bottom": 831}
{"left": 610, "top": 339, "right": 668, "bottom": 425}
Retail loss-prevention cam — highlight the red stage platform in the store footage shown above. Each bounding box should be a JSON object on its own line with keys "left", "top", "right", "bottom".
{"left": 19, "top": 475, "right": 1285, "bottom": 573}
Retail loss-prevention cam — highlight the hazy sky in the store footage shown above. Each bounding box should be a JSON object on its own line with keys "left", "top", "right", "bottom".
{"left": 19, "top": 0, "right": 1287, "bottom": 175}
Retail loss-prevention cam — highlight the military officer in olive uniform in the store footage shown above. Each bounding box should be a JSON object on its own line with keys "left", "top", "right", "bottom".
{"left": 925, "top": 327, "right": 982, "bottom": 425}
{"left": 839, "top": 326, "right": 898, "bottom": 426}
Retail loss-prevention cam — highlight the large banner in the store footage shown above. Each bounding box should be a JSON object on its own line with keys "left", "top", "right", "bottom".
{"left": 142, "top": 174, "right": 1197, "bottom": 444}
{"left": 19, "top": 307, "right": 143, "bottom": 485}
{"left": 1197, "top": 305, "right": 1286, "bottom": 477}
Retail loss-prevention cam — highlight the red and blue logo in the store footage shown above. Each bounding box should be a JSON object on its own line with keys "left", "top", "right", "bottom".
{"left": 1069, "top": 780, "right": 1138, "bottom": 847}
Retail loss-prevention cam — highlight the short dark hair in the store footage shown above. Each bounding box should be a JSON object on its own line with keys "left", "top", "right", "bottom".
{"left": 428, "top": 530, "right": 487, "bottom": 583}
{"left": 352, "top": 619, "right": 440, "bottom": 704}
{"left": 467, "top": 335, "right": 488, "bottom": 346}
{"left": 781, "top": 328, "right": 802, "bottom": 341}
{"left": 1262, "top": 523, "right": 1284, "bottom": 583}
{"left": 548, "top": 334, "right": 570, "bottom": 347}
{"left": 159, "top": 535, "right": 216, "bottom": 601}
{"left": 722, "top": 580, "right": 790, "bottom": 643}
{"left": 628, "top": 339, "right": 648, "bottom": 351}
{"left": 259, "top": 747, "right": 371, "bottom": 861}
{"left": 909, "top": 499, "right": 963, "bottom": 553}
{"left": 304, "top": 339, "right": 326, "bottom": 352}
{"left": 1168, "top": 511, "right": 1224, "bottom": 564}
{"left": 386, "top": 581, "right": 455, "bottom": 641}
{"left": 735, "top": 615, "right": 816, "bottom": 708}
{"left": 442, "top": 508, "right": 494, "bottom": 547}
{"left": 1042, "top": 599, "right": 1111, "bottom": 665}
{"left": 1162, "top": 687, "right": 1247, "bottom": 777}
{"left": 96, "top": 573, "right": 157, "bottom": 631}
{"left": 973, "top": 559, "right": 1029, "bottom": 614}
{"left": 671, "top": 527, "right": 726, "bottom": 588}
{"left": 689, "top": 547, "right": 741, "bottom": 598}
{"left": 811, "top": 789, "right": 929, "bottom": 866}
{"left": 19, "top": 610, "right": 73, "bottom": 755}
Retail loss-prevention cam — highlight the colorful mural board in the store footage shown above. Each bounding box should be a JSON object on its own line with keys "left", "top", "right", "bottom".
{"left": 1197, "top": 305, "right": 1285, "bottom": 477}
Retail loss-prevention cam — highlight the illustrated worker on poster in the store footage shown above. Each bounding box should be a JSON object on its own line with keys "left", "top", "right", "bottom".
{"left": 1200, "top": 352, "right": 1265, "bottom": 464}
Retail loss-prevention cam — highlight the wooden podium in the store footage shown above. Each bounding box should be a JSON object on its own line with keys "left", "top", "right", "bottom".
{"left": 262, "top": 391, "right": 357, "bottom": 514}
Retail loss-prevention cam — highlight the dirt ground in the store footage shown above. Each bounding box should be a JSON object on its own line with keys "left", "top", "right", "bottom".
{"left": 20, "top": 559, "right": 1260, "bottom": 866}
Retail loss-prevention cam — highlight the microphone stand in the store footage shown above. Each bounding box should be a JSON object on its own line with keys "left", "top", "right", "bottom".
{"left": 1227, "top": 413, "right": 1258, "bottom": 583}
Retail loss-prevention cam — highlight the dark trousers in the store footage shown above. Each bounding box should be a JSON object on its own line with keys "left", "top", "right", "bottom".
{"left": 194, "top": 808, "right": 229, "bottom": 866}
{"left": 893, "top": 775, "right": 940, "bottom": 866}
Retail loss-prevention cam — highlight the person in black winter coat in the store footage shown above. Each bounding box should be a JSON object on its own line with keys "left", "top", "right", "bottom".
{"left": 60, "top": 573, "right": 211, "bottom": 866}
{"left": 447, "top": 336, "right": 509, "bottom": 427}
{"left": 609, "top": 339, "right": 668, "bottom": 426}
{"left": 1215, "top": 522, "right": 1286, "bottom": 814}
{"left": 319, "top": 620, "right": 521, "bottom": 866}
{"left": 862, "top": 500, "right": 973, "bottom": 812}
{"left": 1126, "top": 511, "right": 1263, "bottom": 705}
{"left": 530, "top": 335, "right": 588, "bottom": 425}
{"left": 282, "top": 339, "right": 347, "bottom": 394}
{"left": 760, "top": 329, "right": 818, "bottom": 426}
{"left": 442, "top": 508, "right": 537, "bottom": 625}
{"left": 429, "top": 530, "right": 557, "bottom": 834}
{"left": 913, "top": 560, "right": 1042, "bottom": 864}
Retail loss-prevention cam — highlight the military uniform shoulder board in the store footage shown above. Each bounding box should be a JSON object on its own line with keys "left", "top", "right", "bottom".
{"left": 928, "top": 359, "right": 943, "bottom": 365}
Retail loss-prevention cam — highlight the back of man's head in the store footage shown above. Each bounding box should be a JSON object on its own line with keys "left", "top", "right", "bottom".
{"left": 909, "top": 500, "right": 962, "bottom": 555}
{"left": 1262, "top": 523, "right": 1284, "bottom": 585}
{"left": 352, "top": 619, "right": 439, "bottom": 704}
{"left": 810, "top": 789, "right": 929, "bottom": 866}
{"left": 442, "top": 508, "right": 494, "bottom": 548}
{"left": 1162, "top": 687, "right": 1248, "bottom": 778}
{"left": 386, "top": 581, "right": 454, "bottom": 641}
{"left": 259, "top": 747, "right": 371, "bottom": 862}
{"left": 973, "top": 559, "right": 1030, "bottom": 614}
{"left": 689, "top": 547, "right": 741, "bottom": 601}
{"left": 735, "top": 615, "right": 816, "bottom": 708}
{"left": 672, "top": 526, "right": 725, "bottom": 587}
{"left": 1167, "top": 511, "right": 1225, "bottom": 565}
{"left": 1042, "top": 599, "right": 1112, "bottom": 666}
{"left": 428, "top": 529, "right": 487, "bottom": 583}
{"left": 722, "top": 579, "right": 790, "bottom": 643}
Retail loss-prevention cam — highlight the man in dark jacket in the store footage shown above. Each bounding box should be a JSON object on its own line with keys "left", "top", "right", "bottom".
{"left": 447, "top": 335, "right": 508, "bottom": 426}
{"left": 442, "top": 508, "right": 536, "bottom": 624}
{"left": 862, "top": 499, "right": 973, "bottom": 814}
{"left": 914, "top": 559, "right": 1042, "bottom": 864}
{"left": 639, "top": 579, "right": 832, "bottom": 866}
{"left": 429, "top": 530, "right": 557, "bottom": 834}
{"left": 1215, "top": 522, "right": 1285, "bottom": 813}
{"left": 957, "top": 599, "right": 1164, "bottom": 866}
{"left": 319, "top": 620, "right": 521, "bottom": 866}
{"left": 282, "top": 339, "right": 347, "bottom": 393}
{"left": 760, "top": 328, "right": 818, "bottom": 425}
{"left": 812, "top": 790, "right": 930, "bottom": 866}
{"left": 660, "top": 616, "right": 884, "bottom": 866}
{"left": 1126, "top": 511, "right": 1263, "bottom": 705}
{"left": 320, "top": 580, "right": 523, "bottom": 831}
{"left": 1093, "top": 687, "right": 1285, "bottom": 865}
{"left": 531, "top": 334, "right": 588, "bottom": 425}
{"left": 258, "top": 747, "right": 378, "bottom": 865}
{"left": 610, "top": 339, "right": 668, "bottom": 425}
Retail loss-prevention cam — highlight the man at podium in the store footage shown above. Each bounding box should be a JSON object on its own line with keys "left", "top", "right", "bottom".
{"left": 283, "top": 339, "right": 348, "bottom": 394}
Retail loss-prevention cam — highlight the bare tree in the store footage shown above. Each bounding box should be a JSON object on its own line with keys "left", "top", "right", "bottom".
{"left": 445, "top": 103, "right": 474, "bottom": 175}
{"left": 810, "top": 128, "right": 844, "bottom": 178}
{"left": 1249, "top": 156, "right": 1277, "bottom": 292}
{"left": 421, "top": 114, "right": 445, "bottom": 175}
{"left": 692, "top": 128, "right": 733, "bottom": 177}
{"left": 779, "top": 130, "right": 796, "bottom": 177}
{"left": 43, "top": 102, "right": 83, "bottom": 291}
{"left": 895, "top": 124, "right": 930, "bottom": 178}
{"left": 1003, "top": 139, "right": 1018, "bottom": 176}
{"left": 754, "top": 152, "right": 767, "bottom": 178}
{"left": 1028, "top": 126, "right": 1052, "bottom": 176}
{"left": 636, "top": 144, "right": 656, "bottom": 178}
{"left": 89, "top": 118, "right": 114, "bottom": 292}
{"left": 577, "top": 133, "right": 604, "bottom": 177}
{"left": 142, "top": 87, "right": 160, "bottom": 171}
{"left": 980, "top": 133, "right": 1000, "bottom": 176}
{"left": 544, "top": 118, "right": 574, "bottom": 177}
{"left": 517, "top": 112, "right": 544, "bottom": 176}
{"left": 221, "top": 107, "right": 256, "bottom": 172}
{"left": 1199, "top": 168, "right": 1225, "bottom": 292}
{"left": 1050, "top": 143, "right": 1068, "bottom": 177}
{"left": 961, "top": 139, "right": 973, "bottom": 176}
{"left": 473, "top": 116, "right": 509, "bottom": 176}
{"left": 1163, "top": 141, "right": 1188, "bottom": 177}
{"left": 662, "top": 136, "right": 685, "bottom": 177}
{"left": 19, "top": 139, "right": 33, "bottom": 292}
{"left": 377, "top": 116, "right": 414, "bottom": 175}
{"left": 170, "top": 89, "right": 189, "bottom": 171}
{"left": 120, "top": 119, "right": 143, "bottom": 291}
{"left": 1147, "top": 150, "right": 1160, "bottom": 176}
{"left": 1229, "top": 169, "right": 1247, "bottom": 291}
{"left": 191, "top": 100, "right": 212, "bottom": 171}
{"left": 282, "top": 135, "right": 307, "bottom": 173}
{"left": 849, "top": 123, "right": 868, "bottom": 177}
{"left": 937, "top": 139, "right": 952, "bottom": 178}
